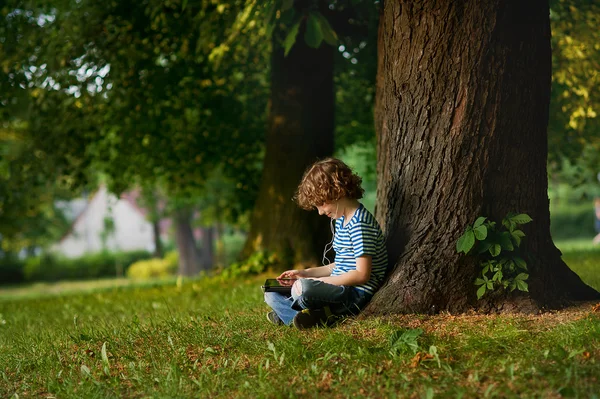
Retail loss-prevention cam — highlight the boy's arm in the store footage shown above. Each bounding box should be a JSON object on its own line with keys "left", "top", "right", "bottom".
{"left": 300, "top": 264, "right": 334, "bottom": 278}
{"left": 278, "top": 264, "right": 333, "bottom": 279}
{"left": 316, "top": 256, "right": 371, "bottom": 286}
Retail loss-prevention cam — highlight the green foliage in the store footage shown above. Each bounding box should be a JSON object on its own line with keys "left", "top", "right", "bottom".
{"left": 283, "top": 19, "right": 301, "bottom": 56}
{"left": 83, "top": 0, "right": 269, "bottom": 201}
{"left": 314, "top": 12, "right": 338, "bottom": 46}
{"left": 549, "top": 0, "right": 600, "bottom": 177}
{"left": 0, "top": 255, "right": 25, "bottom": 285}
{"left": 127, "top": 251, "right": 178, "bottom": 279}
{"left": 304, "top": 12, "right": 324, "bottom": 48}
{"left": 0, "top": 124, "right": 75, "bottom": 251}
{"left": 219, "top": 250, "right": 279, "bottom": 280}
{"left": 337, "top": 141, "right": 377, "bottom": 212}
{"left": 330, "top": 0, "right": 379, "bottom": 151}
{"left": 551, "top": 200, "right": 598, "bottom": 240}
{"left": 1, "top": 0, "right": 379, "bottom": 256}
{"left": 216, "top": 230, "right": 247, "bottom": 267}
{"left": 457, "top": 213, "right": 533, "bottom": 299}
{"left": 267, "top": 1, "right": 339, "bottom": 56}
{"left": 519, "top": 0, "right": 600, "bottom": 185}
{"left": 548, "top": 177, "right": 599, "bottom": 240}
{"left": 23, "top": 250, "right": 152, "bottom": 282}
{"left": 1, "top": 0, "right": 269, "bottom": 238}
{"left": 99, "top": 215, "right": 116, "bottom": 250}
{"left": 550, "top": 151, "right": 600, "bottom": 194}
{"left": 194, "top": 167, "right": 250, "bottom": 229}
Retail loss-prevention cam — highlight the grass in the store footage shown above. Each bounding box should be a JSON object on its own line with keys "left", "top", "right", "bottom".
{"left": 0, "top": 242, "right": 598, "bottom": 398}
{"left": 0, "top": 277, "right": 178, "bottom": 301}
{"left": 556, "top": 239, "right": 600, "bottom": 291}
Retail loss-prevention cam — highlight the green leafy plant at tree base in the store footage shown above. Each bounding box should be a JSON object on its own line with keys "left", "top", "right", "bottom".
{"left": 389, "top": 328, "right": 423, "bottom": 356}
{"left": 456, "top": 213, "right": 533, "bottom": 299}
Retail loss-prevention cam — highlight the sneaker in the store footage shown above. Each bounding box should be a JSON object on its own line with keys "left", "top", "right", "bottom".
{"left": 266, "top": 311, "right": 284, "bottom": 325}
{"left": 293, "top": 307, "right": 339, "bottom": 330}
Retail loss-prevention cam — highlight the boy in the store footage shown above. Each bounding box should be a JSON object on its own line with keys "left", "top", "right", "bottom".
{"left": 264, "top": 158, "right": 388, "bottom": 329}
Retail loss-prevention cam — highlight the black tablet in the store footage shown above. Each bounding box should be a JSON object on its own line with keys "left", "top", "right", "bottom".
{"left": 261, "top": 278, "right": 297, "bottom": 294}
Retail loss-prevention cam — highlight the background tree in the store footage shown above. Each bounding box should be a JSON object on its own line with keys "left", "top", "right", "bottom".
{"left": 364, "top": 0, "right": 599, "bottom": 316}
{"left": 1, "top": 0, "right": 270, "bottom": 274}
{"left": 1, "top": 0, "right": 380, "bottom": 272}
{"left": 0, "top": 123, "right": 72, "bottom": 253}
{"left": 241, "top": 1, "right": 335, "bottom": 265}
{"left": 75, "top": 0, "right": 269, "bottom": 274}
{"left": 0, "top": 3, "right": 103, "bottom": 252}
{"left": 241, "top": 0, "right": 379, "bottom": 266}
{"left": 548, "top": 0, "right": 600, "bottom": 181}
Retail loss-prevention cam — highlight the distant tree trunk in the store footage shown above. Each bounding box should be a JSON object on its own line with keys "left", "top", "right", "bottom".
{"left": 140, "top": 186, "right": 163, "bottom": 258}
{"left": 242, "top": 11, "right": 335, "bottom": 267}
{"left": 215, "top": 222, "right": 225, "bottom": 266}
{"left": 364, "top": 0, "right": 599, "bottom": 316}
{"left": 152, "top": 220, "right": 163, "bottom": 258}
{"left": 174, "top": 209, "right": 201, "bottom": 276}
{"left": 199, "top": 226, "right": 214, "bottom": 270}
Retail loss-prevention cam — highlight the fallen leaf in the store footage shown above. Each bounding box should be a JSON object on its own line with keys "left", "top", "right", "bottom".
{"left": 410, "top": 352, "right": 434, "bottom": 368}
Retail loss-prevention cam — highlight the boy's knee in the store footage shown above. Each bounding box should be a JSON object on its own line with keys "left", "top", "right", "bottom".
{"left": 296, "top": 279, "right": 320, "bottom": 297}
{"left": 264, "top": 292, "right": 278, "bottom": 305}
{"left": 292, "top": 279, "right": 314, "bottom": 301}
{"left": 292, "top": 280, "right": 303, "bottom": 296}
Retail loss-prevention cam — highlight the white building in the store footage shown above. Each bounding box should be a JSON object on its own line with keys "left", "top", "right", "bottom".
{"left": 53, "top": 185, "right": 156, "bottom": 258}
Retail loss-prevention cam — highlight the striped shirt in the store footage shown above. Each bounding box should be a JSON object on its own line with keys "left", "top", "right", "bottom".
{"left": 331, "top": 203, "right": 388, "bottom": 296}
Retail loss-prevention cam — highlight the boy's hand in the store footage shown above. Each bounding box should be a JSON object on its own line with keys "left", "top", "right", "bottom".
{"left": 277, "top": 270, "right": 302, "bottom": 279}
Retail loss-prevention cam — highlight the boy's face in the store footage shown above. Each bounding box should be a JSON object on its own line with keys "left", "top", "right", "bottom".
{"left": 316, "top": 202, "right": 339, "bottom": 219}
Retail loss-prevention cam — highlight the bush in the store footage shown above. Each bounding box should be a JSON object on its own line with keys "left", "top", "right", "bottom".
{"left": 550, "top": 201, "right": 597, "bottom": 240}
{"left": 0, "top": 255, "right": 25, "bottom": 285}
{"left": 219, "top": 250, "right": 279, "bottom": 280}
{"left": 23, "top": 250, "right": 153, "bottom": 282}
{"left": 219, "top": 232, "right": 247, "bottom": 267}
{"left": 127, "top": 250, "right": 178, "bottom": 279}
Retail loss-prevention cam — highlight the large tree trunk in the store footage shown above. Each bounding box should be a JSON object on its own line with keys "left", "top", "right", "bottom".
{"left": 365, "top": 0, "right": 599, "bottom": 315}
{"left": 174, "top": 209, "right": 202, "bottom": 276}
{"left": 242, "top": 11, "right": 334, "bottom": 267}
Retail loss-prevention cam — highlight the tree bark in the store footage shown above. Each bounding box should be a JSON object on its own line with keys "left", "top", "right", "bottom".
{"left": 242, "top": 12, "right": 335, "bottom": 267}
{"left": 199, "top": 226, "right": 214, "bottom": 270}
{"left": 174, "top": 208, "right": 202, "bottom": 276}
{"left": 139, "top": 186, "right": 163, "bottom": 258}
{"left": 215, "top": 222, "right": 226, "bottom": 266}
{"left": 152, "top": 219, "right": 163, "bottom": 258}
{"left": 364, "top": 0, "right": 599, "bottom": 316}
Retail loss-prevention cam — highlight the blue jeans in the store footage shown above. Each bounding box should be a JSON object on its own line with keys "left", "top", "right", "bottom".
{"left": 264, "top": 279, "right": 370, "bottom": 326}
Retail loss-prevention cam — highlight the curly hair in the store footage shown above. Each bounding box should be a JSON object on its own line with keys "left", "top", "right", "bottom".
{"left": 294, "top": 158, "right": 364, "bottom": 210}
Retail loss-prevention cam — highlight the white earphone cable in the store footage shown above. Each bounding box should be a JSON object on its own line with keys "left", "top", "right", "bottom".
{"left": 322, "top": 202, "right": 338, "bottom": 268}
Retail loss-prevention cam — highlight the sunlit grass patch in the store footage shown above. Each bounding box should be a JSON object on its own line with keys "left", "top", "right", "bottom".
{"left": 556, "top": 239, "right": 600, "bottom": 291}
{"left": 0, "top": 276, "right": 179, "bottom": 301}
